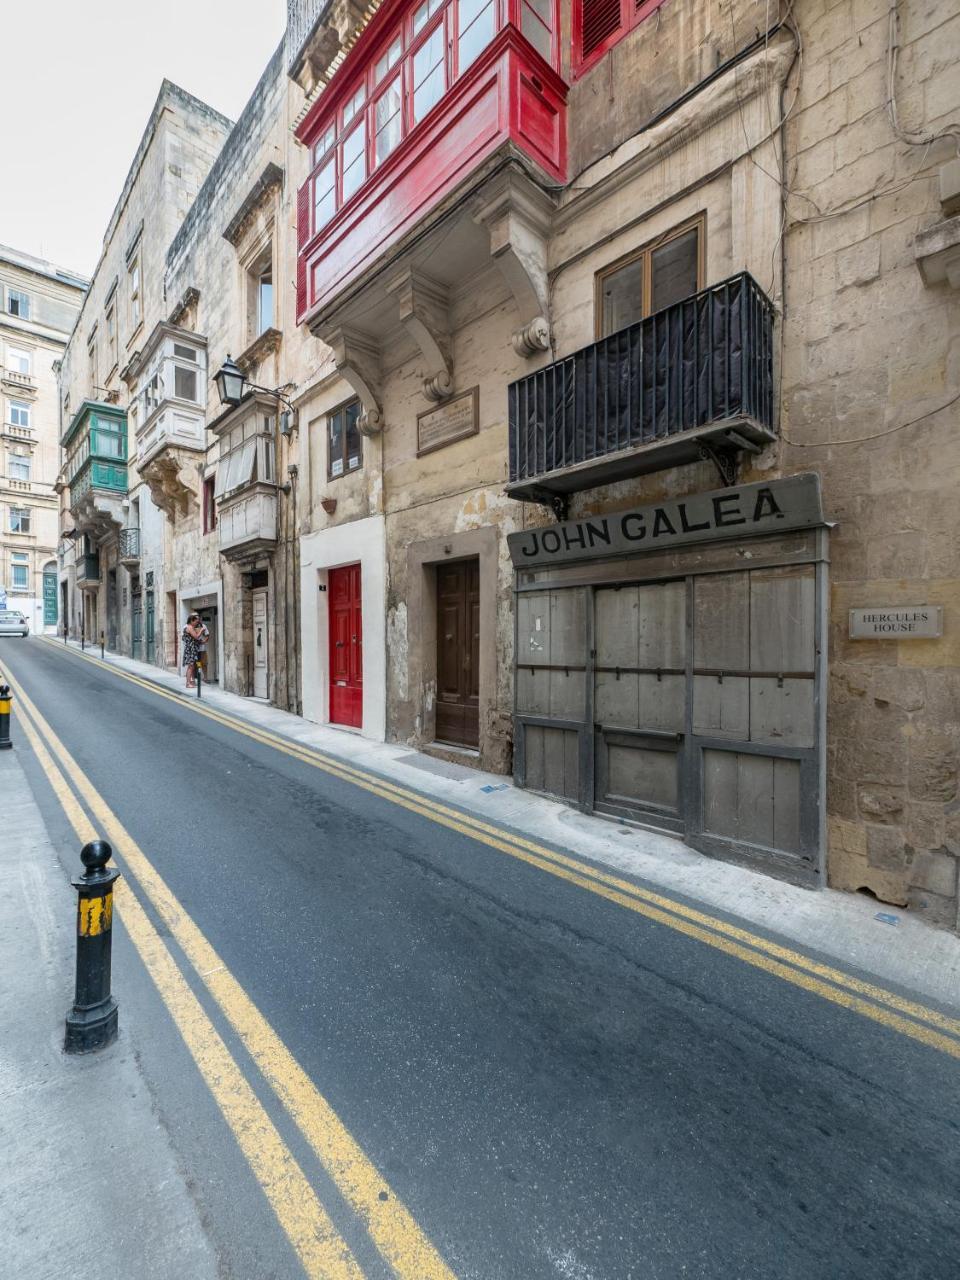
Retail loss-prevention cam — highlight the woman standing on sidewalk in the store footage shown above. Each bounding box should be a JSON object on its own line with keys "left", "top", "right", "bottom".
{"left": 182, "top": 614, "right": 203, "bottom": 689}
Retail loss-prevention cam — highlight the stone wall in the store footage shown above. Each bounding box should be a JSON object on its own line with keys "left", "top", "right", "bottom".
{"left": 780, "top": 0, "right": 960, "bottom": 926}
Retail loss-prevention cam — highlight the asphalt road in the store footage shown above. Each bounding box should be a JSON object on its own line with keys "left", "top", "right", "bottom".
{"left": 4, "top": 635, "right": 960, "bottom": 1280}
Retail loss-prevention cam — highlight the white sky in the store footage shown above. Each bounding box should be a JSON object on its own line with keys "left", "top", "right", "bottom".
{"left": 3, "top": 1, "right": 287, "bottom": 279}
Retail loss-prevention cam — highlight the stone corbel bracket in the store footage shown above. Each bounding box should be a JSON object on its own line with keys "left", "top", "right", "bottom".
{"left": 474, "top": 170, "right": 555, "bottom": 358}
{"left": 387, "top": 269, "right": 453, "bottom": 401}
{"left": 315, "top": 324, "right": 385, "bottom": 435}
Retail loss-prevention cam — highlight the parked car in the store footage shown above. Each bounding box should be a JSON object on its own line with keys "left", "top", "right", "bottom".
{"left": 0, "top": 610, "right": 29, "bottom": 637}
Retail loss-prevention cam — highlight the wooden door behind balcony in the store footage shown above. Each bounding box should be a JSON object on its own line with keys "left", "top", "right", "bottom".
{"left": 436, "top": 559, "right": 480, "bottom": 749}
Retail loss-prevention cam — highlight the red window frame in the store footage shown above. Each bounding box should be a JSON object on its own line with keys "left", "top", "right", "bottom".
{"left": 572, "top": 0, "right": 671, "bottom": 80}
{"left": 302, "top": 0, "right": 559, "bottom": 241}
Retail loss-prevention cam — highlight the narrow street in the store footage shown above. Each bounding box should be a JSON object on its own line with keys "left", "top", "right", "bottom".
{"left": 3, "top": 635, "right": 959, "bottom": 1279}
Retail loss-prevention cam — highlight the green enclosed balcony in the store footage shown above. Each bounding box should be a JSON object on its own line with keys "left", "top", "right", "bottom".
{"left": 63, "top": 401, "right": 128, "bottom": 539}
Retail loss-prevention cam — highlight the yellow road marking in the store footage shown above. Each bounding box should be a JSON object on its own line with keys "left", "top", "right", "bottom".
{"left": 35, "top": 636, "right": 960, "bottom": 1046}
{"left": 8, "top": 675, "right": 456, "bottom": 1280}
{"left": 13, "top": 700, "right": 365, "bottom": 1280}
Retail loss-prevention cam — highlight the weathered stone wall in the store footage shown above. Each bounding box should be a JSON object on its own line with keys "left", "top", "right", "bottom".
{"left": 780, "top": 0, "right": 960, "bottom": 925}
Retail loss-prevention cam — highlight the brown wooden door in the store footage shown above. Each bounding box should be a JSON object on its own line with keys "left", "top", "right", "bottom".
{"left": 436, "top": 559, "right": 479, "bottom": 748}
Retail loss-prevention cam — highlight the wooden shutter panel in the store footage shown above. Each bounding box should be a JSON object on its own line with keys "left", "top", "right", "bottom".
{"left": 296, "top": 250, "right": 308, "bottom": 322}
{"left": 581, "top": 0, "right": 622, "bottom": 57}
{"left": 296, "top": 179, "right": 311, "bottom": 250}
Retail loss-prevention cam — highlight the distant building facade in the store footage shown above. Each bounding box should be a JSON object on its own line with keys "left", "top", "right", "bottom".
{"left": 0, "top": 245, "right": 86, "bottom": 633}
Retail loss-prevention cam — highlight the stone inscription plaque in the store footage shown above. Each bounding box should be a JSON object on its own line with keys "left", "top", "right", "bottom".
{"left": 417, "top": 387, "right": 479, "bottom": 457}
{"left": 849, "top": 606, "right": 943, "bottom": 639}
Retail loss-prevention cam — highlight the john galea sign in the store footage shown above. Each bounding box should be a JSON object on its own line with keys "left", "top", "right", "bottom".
{"left": 508, "top": 474, "right": 824, "bottom": 568}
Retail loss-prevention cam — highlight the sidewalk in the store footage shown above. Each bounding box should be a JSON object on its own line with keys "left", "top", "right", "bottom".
{"left": 48, "top": 636, "right": 960, "bottom": 1013}
{"left": 0, "top": 746, "right": 220, "bottom": 1280}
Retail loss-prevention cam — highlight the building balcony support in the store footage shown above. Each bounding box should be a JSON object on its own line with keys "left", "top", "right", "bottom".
{"left": 386, "top": 269, "right": 453, "bottom": 402}
{"left": 313, "top": 324, "right": 385, "bottom": 435}
{"left": 474, "top": 169, "right": 554, "bottom": 357}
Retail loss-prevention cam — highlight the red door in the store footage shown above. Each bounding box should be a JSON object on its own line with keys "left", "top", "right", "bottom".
{"left": 329, "top": 564, "right": 362, "bottom": 728}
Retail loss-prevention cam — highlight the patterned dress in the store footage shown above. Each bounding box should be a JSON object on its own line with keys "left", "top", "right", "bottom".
{"left": 182, "top": 627, "right": 200, "bottom": 668}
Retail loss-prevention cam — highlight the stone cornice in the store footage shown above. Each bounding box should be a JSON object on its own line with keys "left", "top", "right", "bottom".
{"left": 223, "top": 163, "right": 284, "bottom": 247}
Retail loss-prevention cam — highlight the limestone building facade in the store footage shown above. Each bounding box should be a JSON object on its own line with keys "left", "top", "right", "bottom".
{"left": 57, "top": 82, "right": 233, "bottom": 656}
{"left": 289, "top": 0, "right": 960, "bottom": 927}
{"left": 0, "top": 246, "right": 86, "bottom": 633}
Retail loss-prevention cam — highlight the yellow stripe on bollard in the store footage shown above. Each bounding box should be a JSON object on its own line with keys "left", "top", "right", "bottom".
{"left": 79, "top": 893, "right": 113, "bottom": 936}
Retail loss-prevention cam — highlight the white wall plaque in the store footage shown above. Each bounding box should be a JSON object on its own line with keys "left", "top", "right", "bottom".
{"left": 849, "top": 606, "right": 943, "bottom": 639}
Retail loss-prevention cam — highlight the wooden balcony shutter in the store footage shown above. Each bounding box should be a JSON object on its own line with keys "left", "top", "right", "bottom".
{"left": 581, "top": 0, "right": 622, "bottom": 57}
{"left": 296, "top": 180, "right": 311, "bottom": 250}
{"left": 296, "top": 251, "right": 308, "bottom": 322}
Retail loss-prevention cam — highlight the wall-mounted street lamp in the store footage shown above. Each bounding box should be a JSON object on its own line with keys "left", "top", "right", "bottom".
{"left": 213, "top": 355, "right": 296, "bottom": 433}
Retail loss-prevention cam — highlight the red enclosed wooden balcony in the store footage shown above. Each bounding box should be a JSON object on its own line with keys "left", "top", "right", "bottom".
{"left": 295, "top": 0, "right": 567, "bottom": 327}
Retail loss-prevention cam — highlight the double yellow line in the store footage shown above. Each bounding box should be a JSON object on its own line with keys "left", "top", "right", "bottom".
{"left": 7, "top": 669, "right": 456, "bottom": 1280}
{"left": 35, "top": 637, "right": 960, "bottom": 1061}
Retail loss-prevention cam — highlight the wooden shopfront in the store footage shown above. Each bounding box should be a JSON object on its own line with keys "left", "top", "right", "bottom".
{"left": 508, "top": 475, "right": 829, "bottom": 886}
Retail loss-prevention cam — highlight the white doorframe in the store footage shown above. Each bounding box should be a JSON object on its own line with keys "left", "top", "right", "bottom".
{"left": 252, "top": 588, "right": 269, "bottom": 699}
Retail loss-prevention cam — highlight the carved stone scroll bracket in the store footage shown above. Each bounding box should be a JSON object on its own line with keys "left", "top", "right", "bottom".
{"left": 315, "top": 323, "right": 385, "bottom": 435}
{"left": 387, "top": 269, "right": 453, "bottom": 402}
{"left": 474, "top": 170, "right": 555, "bottom": 358}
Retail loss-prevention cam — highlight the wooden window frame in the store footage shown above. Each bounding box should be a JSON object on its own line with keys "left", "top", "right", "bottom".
{"left": 594, "top": 213, "right": 705, "bottom": 340}
{"left": 326, "top": 397, "right": 364, "bottom": 482}
{"left": 202, "top": 475, "right": 217, "bottom": 534}
{"left": 573, "top": 0, "right": 671, "bottom": 80}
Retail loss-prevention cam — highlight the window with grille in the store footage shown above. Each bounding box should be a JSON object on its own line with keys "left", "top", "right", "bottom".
{"left": 327, "top": 399, "right": 363, "bottom": 480}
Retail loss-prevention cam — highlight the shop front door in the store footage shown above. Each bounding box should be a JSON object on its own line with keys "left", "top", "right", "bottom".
{"left": 436, "top": 558, "right": 480, "bottom": 748}
{"left": 329, "top": 564, "right": 362, "bottom": 728}
{"left": 252, "top": 589, "right": 268, "bottom": 699}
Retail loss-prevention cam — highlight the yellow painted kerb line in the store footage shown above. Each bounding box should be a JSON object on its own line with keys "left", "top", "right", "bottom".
{"left": 6, "top": 671, "right": 457, "bottom": 1280}
{"left": 36, "top": 637, "right": 960, "bottom": 1053}
{"left": 12, "top": 696, "right": 366, "bottom": 1280}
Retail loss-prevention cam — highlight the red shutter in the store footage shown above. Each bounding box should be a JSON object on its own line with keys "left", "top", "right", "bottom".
{"left": 297, "top": 179, "right": 311, "bottom": 250}
{"left": 296, "top": 251, "right": 308, "bottom": 323}
{"left": 581, "top": 0, "right": 622, "bottom": 57}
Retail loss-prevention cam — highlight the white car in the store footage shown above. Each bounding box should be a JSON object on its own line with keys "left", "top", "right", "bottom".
{"left": 0, "top": 610, "right": 29, "bottom": 637}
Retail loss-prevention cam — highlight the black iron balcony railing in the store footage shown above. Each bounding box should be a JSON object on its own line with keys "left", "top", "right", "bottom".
{"left": 76, "top": 553, "right": 101, "bottom": 584}
{"left": 118, "top": 527, "right": 140, "bottom": 561}
{"left": 507, "top": 273, "right": 776, "bottom": 501}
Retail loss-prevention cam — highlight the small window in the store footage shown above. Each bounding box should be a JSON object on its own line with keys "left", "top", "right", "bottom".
{"left": 6, "top": 345, "right": 31, "bottom": 375}
{"left": 595, "top": 218, "right": 703, "bottom": 338}
{"left": 458, "top": 0, "right": 495, "bottom": 73}
{"left": 327, "top": 399, "right": 362, "bottom": 480}
{"left": 254, "top": 258, "right": 273, "bottom": 337}
{"left": 7, "top": 289, "right": 30, "bottom": 320}
{"left": 412, "top": 0, "right": 443, "bottom": 35}
{"left": 128, "top": 259, "right": 141, "bottom": 331}
{"left": 374, "top": 79, "right": 403, "bottom": 167}
{"left": 341, "top": 120, "right": 367, "bottom": 202}
{"left": 9, "top": 455, "right": 30, "bottom": 481}
{"left": 342, "top": 84, "right": 366, "bottom": 126}
{"left": 10, "top": 506, "right": 31, "bottom": 534}
{"left": 375, "top": 35, "right": 403, "bottom": 82}
{"left": 173, "top": 343, "right": 197, "bottom": 362}
{"left": 202, "top": 476, "right": 217, "bottom": 533}
{"left": 413, "top": 25, "right": 446, "bottom": 123}
{"left": 106, "top": 305, "right": 118, "bottom": 371}
{"left": 9, "top": 400, "right": 30, "bottom": 428}
{"left": 11, "top": 562, "right": 28, "bottom": 590}
{"left": 257, "top": 435, "right": 275, "bottom": 485}
{"left": 314, "top": 157, "right": 336, "bottom": 231}
{"left": 312, "top": 124, "right": 336, "bottom": 166}
{"left": 174, "top": 365, "right": 198, "bottom": 401}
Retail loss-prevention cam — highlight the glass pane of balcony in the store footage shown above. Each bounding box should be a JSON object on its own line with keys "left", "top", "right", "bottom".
{"left": 413, "top": 28, "right": 446, "bottom": 122}
{"left": 521, "top": 3, "right": 552, "bottom": 61}
{"left": 375, "top": 81, "right": 403, "bottom": 166}
{"left": 459, "top": 0, "right": 495, "bottom": 71}
{"left": 314, "top": 159, "right": 336, "bottom": 229}
{"left": 342, "top": 121, "right": 367, "bottom": 201}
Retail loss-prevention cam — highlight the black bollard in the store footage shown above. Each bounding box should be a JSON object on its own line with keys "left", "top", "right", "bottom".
{"left": 196, "top": 658, "right": 202, "bottom": 699}
{"left": 0, "top": 684, "right": 11, "bottom": 750}
{"left": 64, "top": 840, "right": 120, "bottom": 1054}
{"left": 100, "top": 631, "right": 105, "bottom": 660}
{"left": 81, "top": 627, "right": 85, "bottom": 652}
